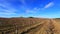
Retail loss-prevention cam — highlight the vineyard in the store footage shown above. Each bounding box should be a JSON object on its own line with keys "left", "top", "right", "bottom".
{"left": 0, "top": 18, "right": 60, "bottom": 34}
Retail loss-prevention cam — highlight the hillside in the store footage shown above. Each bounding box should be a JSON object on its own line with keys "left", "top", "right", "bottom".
{"left": 0, "top": 18, "right": 60, "bottom": 34}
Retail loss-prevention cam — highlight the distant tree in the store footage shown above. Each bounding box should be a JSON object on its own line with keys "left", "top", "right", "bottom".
{"left": 29, "top": 17, "right": 34, "bottom": 18}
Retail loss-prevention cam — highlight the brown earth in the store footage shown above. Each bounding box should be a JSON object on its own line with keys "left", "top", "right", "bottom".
{"left": 0, "top": 18, "right": 60, "bottom": 34}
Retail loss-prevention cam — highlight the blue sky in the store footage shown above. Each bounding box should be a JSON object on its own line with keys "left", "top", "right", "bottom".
{"left": 0, "top": 0, "right": 60, "bottom": 18}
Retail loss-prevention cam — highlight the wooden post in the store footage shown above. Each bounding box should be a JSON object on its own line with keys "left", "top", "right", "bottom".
{"left": 15, "top": 24, "right": 18, "bottom": 34}
{"left": 2, "top": 31, "right": 5, "bottom": 34}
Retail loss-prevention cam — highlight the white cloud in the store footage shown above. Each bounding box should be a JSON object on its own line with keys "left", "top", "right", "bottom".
{"left": 25, "top": 8, "right": 40, "bottom": 14}
{"left": 44, "top": 2, "right": 54, "bottom": 8}
{"left": 0, "top": 0, "right": 22, "bottom": 17}
{"left": 0, "top": 0, "right": 18, "bottom": 16}
{"left": 20, "top": 0, "right": 26, "bottom": 5}
{"left": 0, "top": 11, "right": 16, "bottom": 15}
{"left": 0, "top": 6, "right": 17, "bottom": 15}
{"left": 25, "top": 9, "right": 36, "bottom": 14}
{"left": 34, "top": 8, "right": 40, "bottom": 10}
